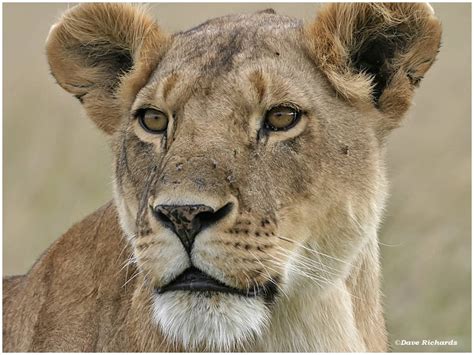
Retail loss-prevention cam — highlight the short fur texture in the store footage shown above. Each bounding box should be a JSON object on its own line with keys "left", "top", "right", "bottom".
{"left": 306, "top": 3, "right": 441, "bottom": 136}
{"left": 3, "top": 3, "right": 441, "bottom": 352}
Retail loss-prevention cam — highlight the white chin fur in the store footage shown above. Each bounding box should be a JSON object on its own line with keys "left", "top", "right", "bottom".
{"left": 153, "top": 291, "right": 269, "bottom": 351}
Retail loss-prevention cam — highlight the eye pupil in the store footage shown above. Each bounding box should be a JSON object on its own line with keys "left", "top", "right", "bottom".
{"left": 138, "top": 109, "right": 169, "bottom": 133}
{"left": 264, "top": 106, "right": 300, "bottom": 131}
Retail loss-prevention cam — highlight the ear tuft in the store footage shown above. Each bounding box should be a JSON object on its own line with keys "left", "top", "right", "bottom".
{"left": 305, "top": 3, "right": 442, "bottom": 131}
{"left": 46, "top": 4, "right": 169, "bottom": 134}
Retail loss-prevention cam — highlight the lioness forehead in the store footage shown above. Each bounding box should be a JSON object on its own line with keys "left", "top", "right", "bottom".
{"left": 156, "top": 12, "right": 302, "bottom": 77}
{"left": 136, "top": 11, "right": 309, "bottom": 117}
{"left": 178, "top": 11, "right": 300, "bottom": 37}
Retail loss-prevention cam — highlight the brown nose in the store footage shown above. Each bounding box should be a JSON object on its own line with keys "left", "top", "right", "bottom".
{"left": 153, "top": 203, "right": 233, "bottom": 254}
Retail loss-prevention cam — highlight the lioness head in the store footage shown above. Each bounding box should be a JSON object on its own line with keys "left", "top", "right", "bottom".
{"left": 46, "top": 3, "right": 441, "bottom": 351}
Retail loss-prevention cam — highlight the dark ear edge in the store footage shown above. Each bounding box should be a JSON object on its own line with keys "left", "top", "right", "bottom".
{"left": 305, "top": 3, "right": 442, "bottom": 123}
{"left": 46, "top": 4, "right": 170, "bottom": 134}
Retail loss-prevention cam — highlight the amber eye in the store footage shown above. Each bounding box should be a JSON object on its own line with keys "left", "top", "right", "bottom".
{"left": 264, "top": 106, "right": 301, "bottom": 131}
{"left": 137, "top": 108, "right": 169, "bottom": 134}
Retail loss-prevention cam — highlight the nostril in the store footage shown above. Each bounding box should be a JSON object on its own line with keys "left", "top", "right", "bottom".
{"left": 153, "top": 208, "right": 174, "bottom": 230}
{"left": 197, "top": 202, "right": 234, "bottom": 229}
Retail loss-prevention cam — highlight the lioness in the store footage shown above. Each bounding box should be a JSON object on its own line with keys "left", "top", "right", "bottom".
{"left": 3, "top": 3, "right": 441, "bottom": 352}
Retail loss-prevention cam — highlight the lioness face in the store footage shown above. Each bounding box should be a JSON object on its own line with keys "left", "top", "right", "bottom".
{"left": 113, "top": 13, "right": 384, "bottom": 350}
{"left": 46, "top": 3, "right": 441, "bottom": 352}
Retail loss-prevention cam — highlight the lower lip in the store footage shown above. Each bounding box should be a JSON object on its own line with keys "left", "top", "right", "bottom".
{"left": 156, "top": 267, "right": 258, "bottom": 297}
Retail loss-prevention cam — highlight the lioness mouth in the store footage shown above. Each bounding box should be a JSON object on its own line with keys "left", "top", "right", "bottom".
{"left": 156, "top": 267, "right": 260, "bottom": 297}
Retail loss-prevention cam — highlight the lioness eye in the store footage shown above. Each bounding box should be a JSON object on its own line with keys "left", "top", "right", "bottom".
{"left": 138, "top": 109, "right": 168, "bottom": 134}
{"left": 264, "top": 106, "right": 301, "bottom": 131}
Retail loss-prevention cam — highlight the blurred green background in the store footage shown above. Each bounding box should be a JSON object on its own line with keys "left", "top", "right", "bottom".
{"left": 3, "top": 3, "right": 471, "bottom": 352}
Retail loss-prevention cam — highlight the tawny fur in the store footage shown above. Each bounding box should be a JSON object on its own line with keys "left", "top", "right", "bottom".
{"left": 305, "top": 3, "right": 441, "bottom": 136}
{"left": 4, "top": 3, "right": 441, "bottom": 352}
{"left": 46, "top": 4, "right": 170, "bottom": 134}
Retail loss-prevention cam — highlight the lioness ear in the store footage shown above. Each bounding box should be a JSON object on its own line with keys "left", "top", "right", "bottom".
{"left": 46, "top": 4, "right": 169, "bottom": 134}
{"left": 306, "top": 3, "right": 441, "bottom": 133}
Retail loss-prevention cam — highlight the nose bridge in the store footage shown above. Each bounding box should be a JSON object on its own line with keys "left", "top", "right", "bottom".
{"left": 151, "top": 90, "right": 242, "bottom": 206}
{"left": 160, "top": 151, "right": 224, "bottom": 188}
{"left": 155, "top": 135, "right": 237, "bottom": 203}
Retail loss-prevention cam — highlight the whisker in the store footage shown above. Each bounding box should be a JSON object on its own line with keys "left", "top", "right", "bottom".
{"left": 269, "top": 254, "right": 325, "bottom": 288}
{"left": 136, "top": 268, "right": 153, "bottom": 294}
{"left": 122, "top": 267, "right": 142, "bottom": 288}
{"left": 274, "top": 245, "right": 342, "bottom": 276}
{"left": 116, "top": 239, "right": 133, "bottom": 266}
{"left": 241, "top": 270, "right": 252, "bottom": 294}
{"left": 268, "top": 253, "right": 363, "bottom": 301}
{"left": 378, "top": 240, "right": 403, "bottom": 247}
{"left": 277, "top": 235, "right": 353, "bottom": 266}
{"left": 248, "top": 250, "right": 289, "bottom": 301}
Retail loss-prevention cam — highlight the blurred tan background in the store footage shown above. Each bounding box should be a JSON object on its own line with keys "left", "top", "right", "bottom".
{"left": 3, "top": 3, "right": 470, "bottom": 352}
